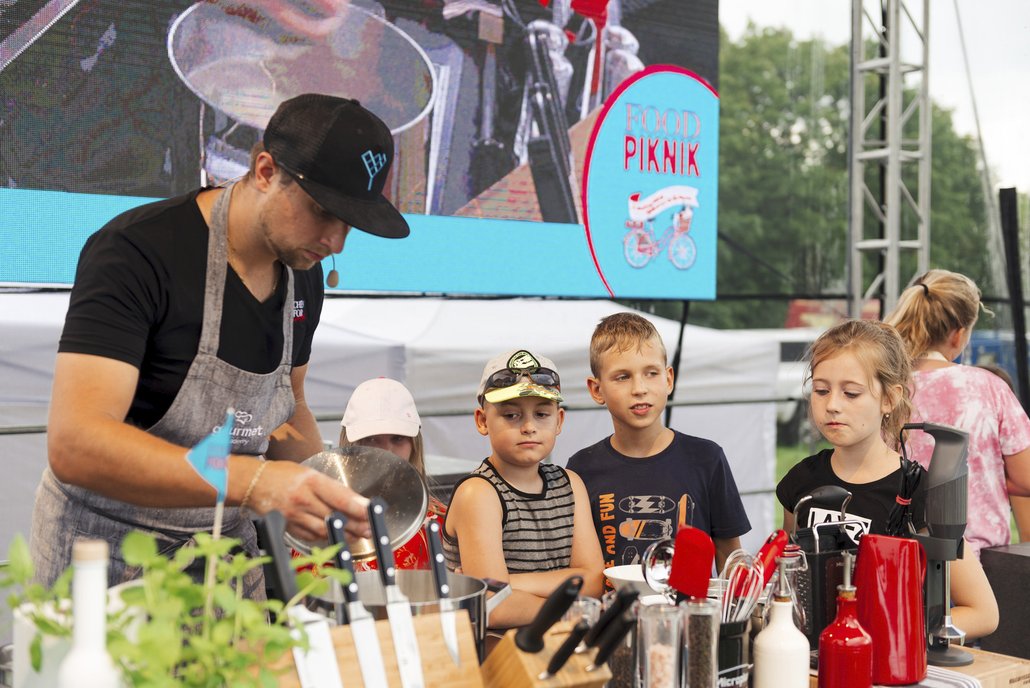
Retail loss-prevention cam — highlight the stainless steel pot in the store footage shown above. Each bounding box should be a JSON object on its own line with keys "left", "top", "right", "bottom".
{"left": 309, "top": 570, "right": 509, "bottom": 661}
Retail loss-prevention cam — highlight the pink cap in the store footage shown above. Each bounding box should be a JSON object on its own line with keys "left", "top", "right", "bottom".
{"left": 341, "top": 378, "right": 421, "bottom": 441}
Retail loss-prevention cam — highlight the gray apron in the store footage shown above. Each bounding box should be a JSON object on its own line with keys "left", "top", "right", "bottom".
{"left": 31, "top": 183, "right": 296, "bottom": 598}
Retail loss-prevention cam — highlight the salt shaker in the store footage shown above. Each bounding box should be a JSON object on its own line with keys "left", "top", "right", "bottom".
{"left": 638, "top": 603, "right": 681, "bottom": 688}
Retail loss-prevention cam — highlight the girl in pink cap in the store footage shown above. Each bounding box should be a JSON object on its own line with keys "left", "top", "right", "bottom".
{"left": 340, "top": 377, "right": 446, "bottom": 571}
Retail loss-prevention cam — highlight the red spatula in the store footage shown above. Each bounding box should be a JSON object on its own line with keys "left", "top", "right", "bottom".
{"left": 667, "top": 526, "right": 715, "bottom": 602}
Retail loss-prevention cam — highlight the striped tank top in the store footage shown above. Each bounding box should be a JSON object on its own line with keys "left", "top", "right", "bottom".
{"left": 442, "top": 459, "right": 576, "bottom": 572}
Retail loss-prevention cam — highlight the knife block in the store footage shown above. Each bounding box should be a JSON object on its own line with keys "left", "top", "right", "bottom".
{"left": 481, "top": 621, "right": 612, "bottom": 688}
{"left": 276, "top": 609, "right": 484, "bottom": 687}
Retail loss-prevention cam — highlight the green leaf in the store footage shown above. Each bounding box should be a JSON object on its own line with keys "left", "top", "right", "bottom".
{"left": 29, "top": 632, "right": 42, "bottom": 672}
{"left": 319, "top": 567, "right": 353, "bottom": 588}
{"left": 6, "top": 534, "right": 34, "bottom": 584}
{"left": 259, "top": 668, "right": 279, "bottom": 688}
{"left": 121, "top": 531, "right": 158, "bottom": 565}
{"left": 32, "top": 615, "right": 70, "bottom": 637}
{"left": 50, "top": 567, "right": 73, "bottom": 600}
{"left": 2, "top": 527, "right": 306, "bottom": 686}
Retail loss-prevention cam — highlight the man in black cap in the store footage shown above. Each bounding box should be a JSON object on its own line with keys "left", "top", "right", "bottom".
{"left": 32, "top": 94, "right": 408, "bottom": 596}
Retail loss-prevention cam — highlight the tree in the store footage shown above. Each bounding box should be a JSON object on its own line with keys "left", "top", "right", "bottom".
{"left": 678, "top": 24, "right": 992, "bottom": 329}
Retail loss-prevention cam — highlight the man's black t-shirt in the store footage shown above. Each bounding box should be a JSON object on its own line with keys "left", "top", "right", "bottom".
{"left": 59, "top": 188, "right": 324, "bottom": 428}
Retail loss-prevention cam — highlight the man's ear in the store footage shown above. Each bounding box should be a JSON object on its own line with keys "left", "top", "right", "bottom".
{"left": 473, "top": 406, "right": 489, "bottom": 437}
{"left": 252, "top": 151, "right": 278, "bottom": 190}
{"left": 587, "top": 377, "right": 605, "bottom": 405}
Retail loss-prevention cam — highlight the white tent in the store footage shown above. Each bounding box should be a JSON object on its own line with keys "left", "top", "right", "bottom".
{"left": 0, "top": 293, "right": 779, "bottom": 560}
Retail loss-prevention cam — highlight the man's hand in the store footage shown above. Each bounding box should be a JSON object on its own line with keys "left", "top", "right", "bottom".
{"left": 246, "top": 459, "right": 370, "bottom": 542}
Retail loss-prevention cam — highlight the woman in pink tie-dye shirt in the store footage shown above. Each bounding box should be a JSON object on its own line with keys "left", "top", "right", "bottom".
{"left": 886, "top": 269, "right": 1030, "bottom": 558}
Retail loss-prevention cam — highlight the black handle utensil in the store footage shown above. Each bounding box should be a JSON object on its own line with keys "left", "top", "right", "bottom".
{"left": 254, "top": 509, "right": 298, "bottom": 603}
{"left": 325, "top": 512, "right": 357, "bottom": 624}
{"left": 586, "top": 611, "right": 636, "bottom": 672}
{"left": 538, "top": 619, "right": 591, "bottom": 679}
{"left": 582, "top": 587, "right": 638, "bottom": 649}
{"left": 515, "top": 575, "right": 584, "bottom": 653}
{"left": 425, "top": 520, "right": 460, "bottom": 665}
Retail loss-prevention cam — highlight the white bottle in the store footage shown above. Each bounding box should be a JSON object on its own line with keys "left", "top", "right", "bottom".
{"left": 57, "top": 539, "right": 122, "bottom": 688}
{"left": 753, "top": 558, "right": 811, "bottom": 688}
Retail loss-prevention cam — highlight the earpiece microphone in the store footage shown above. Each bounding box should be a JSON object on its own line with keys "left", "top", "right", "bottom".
{"left": 326, "top": 254, "right": 339, "bottom": 288}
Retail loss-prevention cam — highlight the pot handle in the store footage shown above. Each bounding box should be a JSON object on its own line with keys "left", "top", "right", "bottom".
{"left": 482, "top": 577, "right": 512, "bottom": 618}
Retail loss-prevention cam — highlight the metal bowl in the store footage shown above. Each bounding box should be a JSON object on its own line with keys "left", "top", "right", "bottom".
{"left": 283, "top": 445, "right": 429, "bottom": 560}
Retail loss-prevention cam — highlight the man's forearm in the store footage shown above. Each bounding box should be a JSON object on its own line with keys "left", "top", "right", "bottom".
{"left": 49, "top": 412, "right": 266, "bottom": 508}
{"left": 266, "top": 399, "right": 325, "bottom": 461}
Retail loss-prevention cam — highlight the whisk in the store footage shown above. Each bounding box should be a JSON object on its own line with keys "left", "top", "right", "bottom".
{"left": 720, "top": 550, "right": 764, "bottom": 624}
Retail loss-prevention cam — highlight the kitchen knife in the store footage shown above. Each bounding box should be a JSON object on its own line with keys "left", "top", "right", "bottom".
{"left": 581, "top": 587, "right": 638, "bottom": 650}
{"left": 537, "top": 619, "right": 590, "bottom": 680}
{"left": 515, "top": 575, "right": 584, "bottom": 653}
{"left": 585, "top": 611, "right": 636, "bottom": 672}
{"left": 254, "top": 510, "right": 298, "bottom": 603}
{"left": 327, "top": 512, "right": 389, "bottom": 688}
{"left": 256, "top": 510, "right": 343, "bottom": 688}
{"left": 424, "top": 519, "right": 460, "bottom": 666}
{"left": 369, "top": 497, "right": 425, "bottom": 688}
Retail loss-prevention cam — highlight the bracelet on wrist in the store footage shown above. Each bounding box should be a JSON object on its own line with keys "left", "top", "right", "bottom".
{"left": 240, "top": 460, "right": 268, "bottom": 513}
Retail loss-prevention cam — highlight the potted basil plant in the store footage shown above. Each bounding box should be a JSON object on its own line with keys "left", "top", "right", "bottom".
{"left": 4, "top": 530, "right": 349, "bottom": 688}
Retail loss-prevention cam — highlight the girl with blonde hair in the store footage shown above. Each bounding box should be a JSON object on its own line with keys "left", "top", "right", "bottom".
{"left": 886, "top": 269, "right": 1030, "bottom": 557}
{"left": 339, "top": 377, "right": 446, "bottom": 571}
{"left": 777, "top": 319, "right": 998, "bottom": 640}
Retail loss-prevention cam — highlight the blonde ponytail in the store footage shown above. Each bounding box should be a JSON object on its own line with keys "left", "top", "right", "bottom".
{"left": 885, "top": 269, "right": 986, "bottom": 360}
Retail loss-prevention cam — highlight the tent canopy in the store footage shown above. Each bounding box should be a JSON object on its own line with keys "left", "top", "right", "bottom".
{"left": 0, "top": 294, "right": 779, "bottom": 554}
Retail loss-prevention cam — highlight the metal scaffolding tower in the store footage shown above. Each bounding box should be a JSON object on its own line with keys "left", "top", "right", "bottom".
{"left": 848, "top": 0, "right": 931, "bottom": 317}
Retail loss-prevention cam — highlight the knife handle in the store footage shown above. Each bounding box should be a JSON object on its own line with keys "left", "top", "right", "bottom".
{"left": 325, "top": 511, "right": 359, "bottom": 605}
{"left": 254, "top": 510, "right": 299, "bottom": 603}
{"left": 583, "top": 586, "right": 639, "bottom": 648}
{"left": 545, "top": 619, "right": 590, "bottom": 676}
{"left": 367, "top": 497, "right": 395, "bottom": 587}
{"left": 587, "top": 611, "right": 636, "bottom": 671}
{"left": 515, "top": 574, "right": 584, "bottom": 653}
{"left": 424, "top": 520, "right": 450, "bottom": 600}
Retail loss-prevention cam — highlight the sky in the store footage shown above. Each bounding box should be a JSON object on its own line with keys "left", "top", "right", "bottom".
{"left": 719, "top": 0, "right": 1030, "bottom": 192}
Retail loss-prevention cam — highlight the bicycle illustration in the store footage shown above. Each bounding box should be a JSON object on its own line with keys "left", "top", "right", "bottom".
{"left": 623, "top": 185, "right": 700, "bottom": 270}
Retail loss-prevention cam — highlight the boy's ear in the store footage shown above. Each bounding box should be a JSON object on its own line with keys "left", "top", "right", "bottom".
{"left": 587, "top": 376, "right": 605, "bottom": 405}
{"left": 474, "top": 406, "right": 490, "bottom": 436}
{"left": 555, "top": 407, "right": 566, "bottom": 436}
{"left": 665, "top": 366, "right": 675, "bottom": 395}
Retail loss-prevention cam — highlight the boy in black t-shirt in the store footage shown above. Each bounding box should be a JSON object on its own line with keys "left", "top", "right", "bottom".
{"left": 567, "top": 313, "right": 750, "bottom": 576}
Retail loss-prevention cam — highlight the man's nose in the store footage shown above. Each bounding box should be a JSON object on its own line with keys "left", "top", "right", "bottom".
{"left": 325, "top": 224, "right": 350, "bottom": 254}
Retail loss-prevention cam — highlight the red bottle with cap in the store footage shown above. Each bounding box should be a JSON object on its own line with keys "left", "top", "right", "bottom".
{"left": 818, "top": 551, "right": 872, "bottom": 688}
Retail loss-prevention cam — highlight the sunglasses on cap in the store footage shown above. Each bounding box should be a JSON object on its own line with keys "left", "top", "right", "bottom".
{"left": 485, "top": 365, "right": 561, "bottom": 391}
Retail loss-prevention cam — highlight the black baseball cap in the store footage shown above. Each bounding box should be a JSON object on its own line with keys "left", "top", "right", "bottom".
{"left": 263, "top": 93, "right": 409, "bottom": 238}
